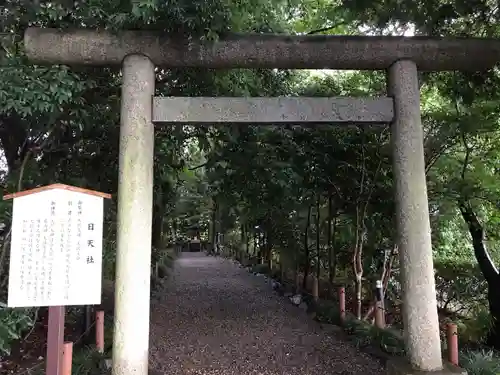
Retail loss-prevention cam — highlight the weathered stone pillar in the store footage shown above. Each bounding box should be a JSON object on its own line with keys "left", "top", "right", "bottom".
{"left": 388, "top": 60, "right": 443, "bottom": 371}
{"left": 113, "top": 54, "right": 155, "bottom": 375}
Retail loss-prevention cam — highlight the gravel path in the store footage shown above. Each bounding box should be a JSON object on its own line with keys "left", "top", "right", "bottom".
{"left": 149, "top": 252, "right": 385, "bottom": 375}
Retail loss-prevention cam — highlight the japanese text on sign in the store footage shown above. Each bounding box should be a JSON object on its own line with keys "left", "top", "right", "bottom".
{"left": 7, "top": 188, "right": 104, "bottom": 307}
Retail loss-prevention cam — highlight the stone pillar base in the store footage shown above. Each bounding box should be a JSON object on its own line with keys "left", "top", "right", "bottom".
{"left": 387, "top": 358, "right": 467, "bottom": 375}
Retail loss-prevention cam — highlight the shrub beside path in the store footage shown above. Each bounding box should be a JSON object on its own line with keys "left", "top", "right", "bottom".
{"left": 149, "top": 252, "right": 385, "bottom": 375}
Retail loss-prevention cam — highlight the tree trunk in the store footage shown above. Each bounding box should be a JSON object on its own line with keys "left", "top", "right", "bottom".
{"left": 294, "top": 248, "right": 300, "bottom": 292}
{"left": 151, "top": 208, "right": 164, "bottom": 263}
{"left": 245, "top": 225, "right": 250, "bottom": 254}
{"left": 172, "top": 218, "right": 179, "bottom": 239}
{"left": 266, "top": 231, "right": 273, "bottom": 270}
{"left": 327, "top": 194, "right": 338, "bottom": 295}
{"left": 240, "top": 224, "right": 247, "bottom": 260}
{"left": 258, "top": 231, "right": 264, "bottom": 264}
{"left": 363, "top": 244, "right": 397, "bottom": 320}
{"left": 459, "top": 200, "right": 500, "bottom": 349}
{"left": 240, "top": 224, "right": 245, "bottom": 245}
{"left": 280, "top": 249, "right": 285, "bottom": 281}
{"left": 210, "top": 199, "right": 218, "bottom": 254}
{"left": 169, "top": 220, "right": 176, "bottom": 242}
{"left": 327, "top": 195, "right": 333, "bottom": 287}
{"left": 253, "top": 230, "right": 257, "bottom": 257}
{"left": 352, "top": 205, "right": 366, "bottom": 319}
{"left": 315, "top": 195, "right": 321, "bottom": 280}
{"left": 302, "top": 205, "right": 312, "bottom": 290}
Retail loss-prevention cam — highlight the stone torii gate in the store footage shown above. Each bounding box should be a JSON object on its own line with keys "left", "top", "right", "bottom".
{"left": 24, "top": 28, "right": 500, "bottom": 375}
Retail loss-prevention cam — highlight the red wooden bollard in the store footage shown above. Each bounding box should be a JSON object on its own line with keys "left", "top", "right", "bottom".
{"left": 62, "top": 342, "right": 73, "bottom": 375}
{"left": 46, "top": 306, "right": 65, "bottom": 375}
{"left": 338, "top": 287, "right": 346, "bottom": 322}
{"left": 96, "top": 310, "right": 105, "bottom": 353}
{"left": 447, "top": 323, "right": 459, "bottom": 366}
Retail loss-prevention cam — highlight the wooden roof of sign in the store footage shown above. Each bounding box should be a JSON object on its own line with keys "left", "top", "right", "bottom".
{"left": 3, "top": 183, "right": 112, "bottom": 201}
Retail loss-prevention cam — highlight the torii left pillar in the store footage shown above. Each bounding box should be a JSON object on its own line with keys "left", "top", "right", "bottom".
{"left": 22, "top": 28, "right": 157, "bottom": 375}
{"left": 113, "top": 54, "right": 155, "bottom": 375}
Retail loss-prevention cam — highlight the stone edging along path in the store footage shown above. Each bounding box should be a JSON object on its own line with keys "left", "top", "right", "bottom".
{"left": 229, "top": 257, "right": 400, "bottom": 367}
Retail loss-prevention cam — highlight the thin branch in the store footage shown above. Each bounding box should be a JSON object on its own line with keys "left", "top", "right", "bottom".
{"left": 461, "top": 130, "right": 471, "bottom": 182}
{"left": 307, "top": 22, "right": 347, "bottom": 35}
{"left": 188, "top": 161, "right": 208, "bottom": 171}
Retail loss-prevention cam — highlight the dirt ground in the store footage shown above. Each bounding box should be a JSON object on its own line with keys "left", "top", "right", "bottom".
{"left": 5, "top": 252, "right": 385, "bottom": 375}
{"left": 149, "top": 252, "right": 384, "bottom": 375}
{"left": 2, "top": 310, "right": 85, "bottom": 375}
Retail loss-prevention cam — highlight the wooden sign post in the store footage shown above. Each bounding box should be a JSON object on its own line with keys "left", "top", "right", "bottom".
{"left": 4, "top": 183, "right": 111, "bottom": 375}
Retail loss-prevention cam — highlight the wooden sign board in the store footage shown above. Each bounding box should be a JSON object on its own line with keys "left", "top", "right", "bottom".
{"left": 4, "top": 184, "right": 111, "bottom": 307}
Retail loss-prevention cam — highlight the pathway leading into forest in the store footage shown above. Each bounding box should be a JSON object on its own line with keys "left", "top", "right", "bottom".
{"left": 149, "top": 252, "right": 384, "bottom": 375}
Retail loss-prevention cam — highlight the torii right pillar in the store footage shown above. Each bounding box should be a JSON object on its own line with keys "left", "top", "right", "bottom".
{"left": 388, "top": 59, "right": 466, "bottom": 375}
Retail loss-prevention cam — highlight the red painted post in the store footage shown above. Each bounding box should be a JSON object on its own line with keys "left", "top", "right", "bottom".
{"left": 96, "top": 310, "right": 105, "bottom": 353}
{"left": 447, "top": 323, "right": 459, "bottom": 366}
{"left": 338, "top": 287, "right": 346, "bottom": 322}
{"left": 46, "top": 306, "right": 65, "bottom": 375}
{"left": 62, "top": 342, "right": 73, "bottom": 375}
